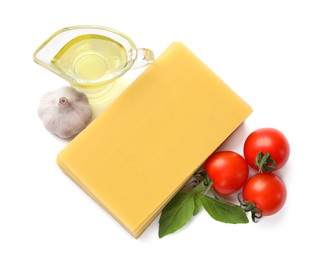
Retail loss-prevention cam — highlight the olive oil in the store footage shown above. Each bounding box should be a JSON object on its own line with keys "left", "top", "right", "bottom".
{"left": 51, "top": 34, "right": 128, "bottom": 86}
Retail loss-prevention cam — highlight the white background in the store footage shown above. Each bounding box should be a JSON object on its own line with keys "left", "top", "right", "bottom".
{"left": 1, "top": 0, "right": 318, "bottom": 259}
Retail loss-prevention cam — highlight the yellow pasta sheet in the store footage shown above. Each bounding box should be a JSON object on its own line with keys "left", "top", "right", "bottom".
{"left": 57, "top": 42, "right": 252, "bottom": 238}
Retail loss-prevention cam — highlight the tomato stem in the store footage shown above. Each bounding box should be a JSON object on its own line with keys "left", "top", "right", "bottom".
{"left": 188, "top": 169, "right": 213, "bottom": 195}
{"left": 255, "top": 152, "right": 276, "bottom": 173}
{"left": 200, "top": 169, "right": 220, "bottom": 198}
{"left": 238, "top": 193, "right": 263, "bottom": 223}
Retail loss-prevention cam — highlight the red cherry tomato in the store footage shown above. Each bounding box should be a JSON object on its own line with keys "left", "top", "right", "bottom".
{"left": 244, "top": 128, "right": 290, "bottom": 171}
{"left": 242, "top": 173, "right": 287, "bottom": 216}
{"left": 204, "top": 151, "right": 249, "bottom": 196}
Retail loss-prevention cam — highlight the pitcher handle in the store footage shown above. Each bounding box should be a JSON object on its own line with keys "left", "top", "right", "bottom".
{"left": 131, "top": 48, "right": 155, "bottom": 69}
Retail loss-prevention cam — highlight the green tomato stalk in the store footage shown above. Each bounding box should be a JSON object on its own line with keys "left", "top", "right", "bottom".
{"left": 255, "top": 152, "right": 276, "bottom": 173}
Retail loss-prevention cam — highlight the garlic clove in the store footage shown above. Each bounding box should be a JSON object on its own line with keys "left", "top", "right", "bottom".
{"left": 38, "top": 86, "right": 92, "bottom": 139}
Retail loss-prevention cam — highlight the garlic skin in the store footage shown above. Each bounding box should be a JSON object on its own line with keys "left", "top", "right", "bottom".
{"left": 38, "top": 86, "right": 92, "bottom": 139}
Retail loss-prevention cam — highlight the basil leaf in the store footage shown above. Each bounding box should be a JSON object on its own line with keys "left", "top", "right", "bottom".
{"left": 193, "top": 195, "right": 202, "bottom": 216}
{"left": 202, "top": 196, "right": 249, "bottom": 224}
{"left": 159, "top": 192, "right": 195, "bottom": 238}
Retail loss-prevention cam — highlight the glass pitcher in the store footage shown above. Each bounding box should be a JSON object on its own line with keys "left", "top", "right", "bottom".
{"left": 34, "top": 25, "right": 154, "bottom": 96}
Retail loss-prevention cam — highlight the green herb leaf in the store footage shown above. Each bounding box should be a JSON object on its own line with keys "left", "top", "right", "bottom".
{"left": 202, "top": 195, "right": 249, "bottom": 224}
{"left": 159, "top": 192, "right": 195, "bottom": 238}
{"left": 193, "top": 195, "right": 202, "bottom": 216}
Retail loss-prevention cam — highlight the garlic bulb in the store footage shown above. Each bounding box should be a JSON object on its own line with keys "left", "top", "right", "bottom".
{"left": 38, "top": 86, "right": 92, "bottom": 139}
